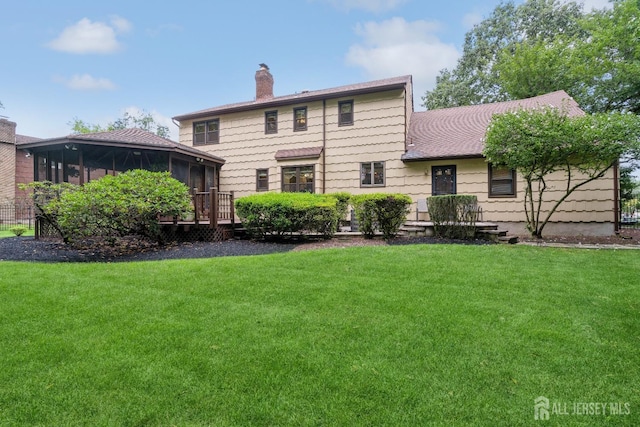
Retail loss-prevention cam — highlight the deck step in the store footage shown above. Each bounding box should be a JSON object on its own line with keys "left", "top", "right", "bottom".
{"left": 498, "top": 235, "right": 519, "bottom": 244}
{"left": 479, "top": 229, "right": 507, "bottom": 236}
{"left": 400, "top": 226, "right": 428, "bottom": 232}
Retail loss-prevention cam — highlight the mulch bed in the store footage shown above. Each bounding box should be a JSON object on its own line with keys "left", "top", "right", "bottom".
{"left": 518, "top": 228, "right": 640, "bottom": 247}
{"left": 1, "top": 230, "right": 637, "bottom": 263}
{"left": 0, "top": 237, "right": 297, "bottom": 263}
{"left": 0, "top": 235, "right": 492, "bottom": 263}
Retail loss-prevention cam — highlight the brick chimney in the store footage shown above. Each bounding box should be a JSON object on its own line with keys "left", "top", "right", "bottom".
{"left": 0, "top": 119, "right": 17, "bottom": 202}
{"left": 0, "top": 118, "right": 17, "bottom": 144}
{"left": 255, "top": 63, "right": 274, "bottom": 100}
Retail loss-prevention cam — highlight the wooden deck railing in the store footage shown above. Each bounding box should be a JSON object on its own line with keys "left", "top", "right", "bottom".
{"left": 192, "top": 187, "right": 235, "bottom": 228}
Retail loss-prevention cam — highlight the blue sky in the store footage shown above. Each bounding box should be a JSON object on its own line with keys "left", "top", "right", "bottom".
{"left": 1, "top": 0, "right": 610, "bottom": 141}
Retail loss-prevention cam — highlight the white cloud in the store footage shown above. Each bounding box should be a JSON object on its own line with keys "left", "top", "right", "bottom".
{"left": 579, "top": 0, "right": 612, "bottom": 10}
{"left": 345, "top": 17, "right": 460, "bottom": 109}
{"left": 54, "top": 74, "right": 117, "bottom": 91}
{"left": 47, "top": 16, "right": 132, "bottom": 54}
{"left": 319, "top": 0, "right": 408, "bottom": 13}
{"left": 109, "top": 15, "right": 132, "bottom": 33}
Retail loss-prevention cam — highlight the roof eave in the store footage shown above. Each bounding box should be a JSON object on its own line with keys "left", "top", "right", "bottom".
{"left": 173, "top": 81, "right": 409, "bottom": 122}
{"left": 18, "top": 137, "right": 225, "bottom": 165}
{"left": 401, "top": 153, "right": 485, "bottom": 163}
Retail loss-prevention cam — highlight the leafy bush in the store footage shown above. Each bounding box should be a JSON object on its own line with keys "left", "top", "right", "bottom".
{"left": 235, "top": 192, "right": 340, "bottom": 239}
{"left": 21, "top": 181, "right": 79, "bottom": 240}
{"left": 427, "top": 195, "right": 479, "bottom": 239}
{"left": 351, "top": 193, "right": 412, "bottom": 240}
{"left": 327, "top": 192, "right": 351, "bottom": 223}
{"left": 24, "top": 171, "right": 191, "bottom": 245}
{"left": 9, "top": 226, "right": 28, "bottom": 236}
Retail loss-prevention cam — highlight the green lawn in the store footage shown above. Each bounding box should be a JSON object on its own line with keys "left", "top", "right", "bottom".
{"left": 0, "top": 228, "right": 34, "bottom": 238}
{"left": 0, "top": 245, "right": 638, "bottom": 426}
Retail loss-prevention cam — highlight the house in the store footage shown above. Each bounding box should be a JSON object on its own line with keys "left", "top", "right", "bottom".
{"left": 0, "top": 118, "right": 39, "bottom": 204}
{"left": 173, "top": 65, "right": 618, "bottom": 236}
{"left": 402, "top": 92, "right": 616, "bottom": 236}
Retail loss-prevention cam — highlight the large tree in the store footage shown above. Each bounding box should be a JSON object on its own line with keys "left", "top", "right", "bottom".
{"left": 423, "top": 0, "right": 586, "bottom": 109}
{"left": 69, "top": 110, "right": 170, "bottom": 138}
{"left": 496, "top": 0, "right": 640, "bottom": 114}
{"left": 484, "top": 106, "right": 640, "bottom": 238}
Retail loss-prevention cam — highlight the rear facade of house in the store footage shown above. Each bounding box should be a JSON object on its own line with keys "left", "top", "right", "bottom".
{"left": 173, "top": 65, "right": 617, "bottom": 236}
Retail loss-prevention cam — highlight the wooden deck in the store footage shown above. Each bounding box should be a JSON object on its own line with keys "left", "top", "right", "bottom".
{"left": 158, "top": 219, "right": 233, "bottom": 226}
{"left": 159, "top": 188, "right": 235, "bottom": 229}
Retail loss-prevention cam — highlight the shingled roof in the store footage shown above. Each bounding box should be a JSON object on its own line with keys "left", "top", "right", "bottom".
{"left": 18, "top": 128, "right": 225, "bottom": 164}
{"left": 173, "top": 75, "right": 412, "bottom": 121}
{"left": 16, "top": 134, "right": 42, "bottom": 145}
{"left": 274, "top": 146, "right": 323, "bottom": 160}
{"left": 402, "top": 90, "right": 584, "bottom": 162}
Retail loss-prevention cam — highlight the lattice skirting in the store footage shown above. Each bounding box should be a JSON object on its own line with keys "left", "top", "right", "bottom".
{"left": 160, "top": 224, "right": 234, "bottom": 242}
{"left": 36, "top": 218, "right": 234, "bottom": 242}
{"left": 35, "top": 218, "right": 60, "bottom": 239}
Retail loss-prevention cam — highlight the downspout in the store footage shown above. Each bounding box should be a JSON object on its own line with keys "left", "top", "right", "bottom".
{"left": 322, "top": 99, "right": 326, "bottom": 194}
{"left": 613, "top": 161, "right": 620, "bottom": 233}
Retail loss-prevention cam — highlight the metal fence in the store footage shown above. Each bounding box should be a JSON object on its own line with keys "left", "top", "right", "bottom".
{"left": 620, "top": 196, "right": 639, "bottom": 230}
{"left": 0, "top": 201, "right": 34, "bottom": 230}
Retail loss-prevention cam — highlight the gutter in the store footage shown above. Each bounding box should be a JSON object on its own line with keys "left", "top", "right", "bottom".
{"left": 401, "top": 154, "right": 485, "bottom": 163}
{"left": 322, "top": 99, "right": 326, "bottom": 194}
{"left": 173, "top": 81, "right": 409, "bottom": 122}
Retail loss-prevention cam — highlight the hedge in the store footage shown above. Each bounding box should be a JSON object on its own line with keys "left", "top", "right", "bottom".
{"left": 351, "top": 193, "right": 412, "bottom": 240}
{"left": 427, "top": 194, "right": 479, "bottom": 239}
{"left": 235, "top": 192, "right": 341, "bottom": 239}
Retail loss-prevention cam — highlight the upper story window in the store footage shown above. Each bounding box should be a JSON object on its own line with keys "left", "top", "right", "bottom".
{"left": 432, "top": 165, "right": 456, "bottom": 195}
{"left": 488, "top": 164, "right": 516, "bottom": 197}
{"left": 193, "top": 119, "right": 219, "bottom": 145}
{"left": 293, "top": 107, "right": 307, "bottom": 132}
{"left": 361, "top": 161, "right": 385, "bottom": 187}
{"left": 265, "top": 111, "right": 278, "bottom": 134}
{"left": 338, "top": 100, "right": 354, "bottom": 126}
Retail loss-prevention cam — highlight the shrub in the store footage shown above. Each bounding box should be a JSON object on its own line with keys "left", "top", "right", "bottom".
{"left": 21, "top": 181, "right": 79, "bottom": 240}
{"left": 427, "top": 195, "right": 479, "bottom": 239}
{"left": 327, "top": 192, "right": 351, "bottom": 223}
{"left": 235, "top": 192, "right": 340, "bottom": 239}
{"left": 24, "top": 171, "right": 191, "bottom": 245}
{"left": 58, "top": 170, "right": 191, "bottom": 244}
{"left": 351, "top": 193, "right": 412, "bottom": 240}
{"left": 9, "top": 226, "right": 28, "bottom": 236}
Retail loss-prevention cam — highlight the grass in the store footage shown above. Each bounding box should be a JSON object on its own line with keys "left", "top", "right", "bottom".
{"left": 0, "top": 244, "right": 638, "bottom": 426}
{"left": 0, "top": 228, "right": 34, "bottom": 238}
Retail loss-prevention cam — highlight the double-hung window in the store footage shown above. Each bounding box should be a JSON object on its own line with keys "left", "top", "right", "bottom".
{"left": 265, "top": 111, "right": 277, "bottom": 134}
{"left": 256, "top": 168, "right": 269, "bottom": 191}
{"left": 488, "top": 164, "right": 516, "bottom": 197}
{"left": 193, "top": 119, "right": 219, "bottom": 145}
{"left": 293, "top": 107, "right": 307, "bottom": 131}
{"left": 338, "top": 100, "right": 354, "bottom": 126}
